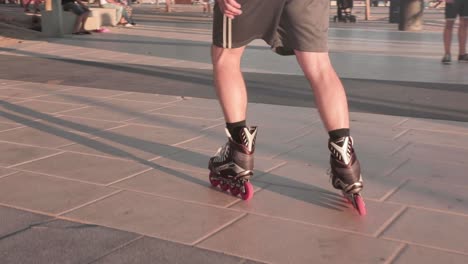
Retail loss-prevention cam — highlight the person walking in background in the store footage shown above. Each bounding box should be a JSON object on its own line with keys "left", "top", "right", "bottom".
{"left": 441, "top": 0, "right": 468, "bottom": 64}
{"left": 207, "top": 0, "right": 366, "bottom": 215}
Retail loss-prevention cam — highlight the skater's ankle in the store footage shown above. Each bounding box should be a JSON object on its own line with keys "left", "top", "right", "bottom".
{"left": 226, "top": 120, "right": 247, "bottom": 144}
{"left": 328, "top": 128, "right": 350, "bottom": 142}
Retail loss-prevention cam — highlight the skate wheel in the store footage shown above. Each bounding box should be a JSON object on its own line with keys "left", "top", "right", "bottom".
{"left": 240, "top": 182, "right": 254, "bottom": 201}
{"left": 354, "top": 194, "right": 367, "bottom": 216}
{"left": 209, "top": 176, "right": 220, "bottom": 187}
{"left": 220, "top": 182, "right": 230, "bottom": 192}
{"left": 230, "top": 186, "right": 240, "bottom": 197}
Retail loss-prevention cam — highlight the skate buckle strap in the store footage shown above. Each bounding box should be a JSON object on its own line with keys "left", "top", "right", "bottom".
{"left": 241, "top": 127, "right": 257, "bottom": 152}
{"left": 329, "top": 137, "right": 353, "bottom": 165}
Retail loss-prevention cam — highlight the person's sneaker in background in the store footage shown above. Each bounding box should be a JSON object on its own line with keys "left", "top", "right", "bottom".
{"left": 458, "top": 54, "right": 468, "bottom": 63}
{"left": 441, "top": 54, "right": 451, "bottom": 65}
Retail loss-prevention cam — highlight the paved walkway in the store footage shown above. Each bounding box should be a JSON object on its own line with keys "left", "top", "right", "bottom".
{"left": 0, "top": 4, "right": 468, "bottom": 264}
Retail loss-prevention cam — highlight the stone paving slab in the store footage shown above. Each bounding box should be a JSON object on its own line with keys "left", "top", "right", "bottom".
{"left": 393, "top": 245, "right": 468, "bottom": 264}
{"left": 386, "top": 179, "right": 468, "bottom": 215}
{"left": 0, "top": 125, "right": 97, "bottom": 148}
{"left": 255, "top": 156, "right": 408, "bottom": 201}
{"left": 64, "top": 190, "right": 244, "bottom": 244}
{"left": 7, "top": 99, "right": 85, "bottom": 114}
{"left": 111, "top": 169, "right": 243, "bottom": 207}
{"left": 388, "top": 159, "right": 468, "bottom": 187}
{"left": 0, "top": 141, "right": 60, "bottom": 167}
{"left": 13, "top": 152, "right": 151, "bottom": 185}
{"left": 393, "top": 143, "right": 468, "bottom": 166}
{"left": 398, "top": 117, "right": 468, "bottom": 134}
{"left": 56, "top": 99, "right": 170, "bottom": 122}
{"left": 396, "top": 129, "right": 468, "bottom": 150}
{"left": 382, "top": 207, "right": 468, "bottom": 254}
{"left": 230, "top": 184, "right": 404, "bottom": 235}
{"left": 0, "top": 171, "right": 117, "bottom": 214}
{"left": 198, "top": 214, "right": 402, "bottom": 264}
{"left": 93, "top": 236, "right": 264, "bottom": 264}
{"left": 0, "top": 122, "right": 21, "bottom": 132}
{"left": 126, "top": 112, "right": 223, "bottom": 131}
{"left": 60, "top": 124, "right": 199, "bottom": 160}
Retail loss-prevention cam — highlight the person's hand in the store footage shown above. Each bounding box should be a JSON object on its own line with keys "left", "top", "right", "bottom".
{"left": 216, "top": 0, "right": 242, "bottom": 19}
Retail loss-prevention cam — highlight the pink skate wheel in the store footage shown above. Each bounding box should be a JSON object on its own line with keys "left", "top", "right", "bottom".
{"left": 354, "top": 194, "right": 367, "bottom": 216}
{"left": 220, "top": 182, "right": 230, "bottom": 192}
{"left": 230, "top": 186, "right": 240, "bottom": 197}
{"left": 209, "top": 173, "right": 220, "bottom": 187}
{"left": 240, "top": 182, "right": 254, "bottom": 201}
{"left": 209, "top": 177, "right": 220, "bottom": 187}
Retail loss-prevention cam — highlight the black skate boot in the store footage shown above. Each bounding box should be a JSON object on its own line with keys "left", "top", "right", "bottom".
{"left": 208, "top": 126, "right": 257, "bottom": 200}
{"left": 328, "top": 136, "right": 366, "bottom": 215}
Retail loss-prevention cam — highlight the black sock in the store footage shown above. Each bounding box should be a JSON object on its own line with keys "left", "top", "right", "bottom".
{"left": 328, "top": 128, "right": 350, "bottom": 142}
{"left": 226, "top": 120, "right": 246, "bottom": 144}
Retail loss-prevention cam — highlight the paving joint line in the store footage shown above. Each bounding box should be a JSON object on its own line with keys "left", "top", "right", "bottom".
{"left": 0, "top": 202, "right": 60, "bottom": 218}
{"left": 171, "top": 135, "right": 205, "bottom": 147}
{"left": 0, "top": 170, "right": 20, "bottom": 180}
{"left": 390, "top": 141, "right": 412, "bottom": 156}
{"left": 20, "top": 98, "right": 87, "bottom": 108}
{"left": 6, "top": 167, "right": 120, "bottom": 186}
{"left": 392, "top": 128, "right": 411, "bottom": 140}
{"left": 6, "top": 151, "right": 65, "bottom": 169}
{"left": 380, "top": 237, "right": 468, "bottom": 257}
{"left": 190, "top": 213, "right": 248, "bottom": 246}
{"left": 383, "top": 158, "right": 410, "bottom": 178}
{"left": 379, "top": 178, "right": 410, "bottom": 202}
{"left": 0, "top": 125, "right": 28, "bottom": 134}
{"left": 384, "top": 243, "right": 408, "bottom": 264}
{"left": 385, "top": 201, "right": 468, "bottom": 218}
{"left": 98, "top": 185, "right": 253, "bottom": 214}
{"left": 373, "top": 205, "right": 408, "bottom": 238}
{"left": 105, "top": 168, "right": 155, "bottom": 187}
{"left": 392, "top": 117, "right": 409, "bottom": 127}
{"left": 57, "top": 189, "right": 124, "bottom": 216}
{"left": 49, "top": 105, "right": 92, "bottom": 115}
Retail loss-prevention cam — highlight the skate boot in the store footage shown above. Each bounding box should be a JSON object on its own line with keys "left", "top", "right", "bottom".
{"left": 328, "top": 136, "right": 366, "bottom": 215}
{"left": 208, "top": 126, "right": 257, "bottom": 200}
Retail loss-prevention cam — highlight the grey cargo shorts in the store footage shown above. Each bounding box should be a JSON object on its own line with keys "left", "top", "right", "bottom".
{"left": 212, "top": 0, "right": 330, "bottom": 55}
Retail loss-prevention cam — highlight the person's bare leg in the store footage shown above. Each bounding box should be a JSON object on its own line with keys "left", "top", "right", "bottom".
{"left": 208, "top": 44, "right": 256, "bottom": 200}
{"left": 458, "top": 17, "right": 467, "bottom": 55}
{"left": 73, "top": 14, "right": 83, "bottom": 33}
{"left": 211, "top": 45, "right": 247, "bottom": 123}
{"left": 79, "top": 12, "right": 89, "bottom": 32}
{"left": 295, "top": 50, "right": 363, "bottom": 209}
{"left": 444, "top": 20, "right": 455, "bottom": 55}
{"left": 294, "top": 51, "right": 349, "bottom": 131}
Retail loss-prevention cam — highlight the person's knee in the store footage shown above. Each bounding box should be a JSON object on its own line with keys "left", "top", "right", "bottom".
{"left": 296, "top": 51, "right": 333, "bottom": 73}
{"left": 211, "top": 46, "right": 244, "bottom": 67}
{"left": 445, "top": 20, "right": 455, "bottom": 29}
{"left": 461, "top": 17, "right": 468, "bottom": 27}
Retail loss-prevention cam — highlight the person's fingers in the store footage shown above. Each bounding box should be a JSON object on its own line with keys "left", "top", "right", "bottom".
{"left": 224, "top": 4, "right": 242, "bottom": 15}
{"left": 217, "top": 0, "right": 242, "bottom": 16}
{"left": 226, "top": 0, "right": 240, "bottom": 9}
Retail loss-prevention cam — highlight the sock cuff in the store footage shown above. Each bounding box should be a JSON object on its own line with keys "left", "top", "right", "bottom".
{"left": 226, "top": 120, "right": 247, "bottom": 131}
{"left": 328, "top": 128, "right": 350, "bottom": 141}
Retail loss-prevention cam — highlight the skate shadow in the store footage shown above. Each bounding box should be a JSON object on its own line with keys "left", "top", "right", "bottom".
{"left": 1, "top": 100, "right": 346, "bottom": 211}
{"left": 253, "top": 172, "right": 348, "bottom": 211}
{"left": 0, "top": 101, "right": 209, "bottom": 187}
